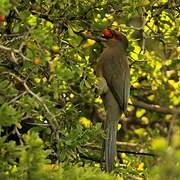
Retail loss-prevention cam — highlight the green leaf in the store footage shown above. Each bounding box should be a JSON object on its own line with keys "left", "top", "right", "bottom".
{"left": 0, "top": 103, "right": 22, "bottom": 127}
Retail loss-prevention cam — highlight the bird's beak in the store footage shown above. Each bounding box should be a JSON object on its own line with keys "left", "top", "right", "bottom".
{"left": 100, "top": 37, "right": 108, "bottom": 42}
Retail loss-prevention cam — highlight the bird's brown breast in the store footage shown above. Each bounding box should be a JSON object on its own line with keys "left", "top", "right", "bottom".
{"left": 95, "top": 41, "right": 130, "bottom": 113}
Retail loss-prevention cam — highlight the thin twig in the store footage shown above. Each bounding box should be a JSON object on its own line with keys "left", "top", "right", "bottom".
{"left": 116, "top": 141, "right": 140, "bottom": 147}
{"left": 82, "top": 144, "right": 157, "bottom": 157}
{"left": 117, "top": 150, "right": 157, "bottom": 157}
{"left": 10, "top": 51, "right": 18, "bottom": 64}
{"left": 14, "top": 126, "right": 24, "bottom": 145}
{"left": 8, "top": 91, "right": 27, "bottom": 104}
{"left": 23, "top": 122, "right": 50, "bottom": 127}
{"left": 0, "top": 44, "right": 31, "bottom": 62}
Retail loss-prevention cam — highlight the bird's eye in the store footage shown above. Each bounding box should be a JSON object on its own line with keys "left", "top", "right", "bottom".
{"left": 102, "top": 29, "right": 113, "bottom": 39}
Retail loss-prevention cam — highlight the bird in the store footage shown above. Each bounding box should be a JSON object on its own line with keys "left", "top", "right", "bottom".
{"left": 95, "top": 28, "right": 130, "bottom": 172}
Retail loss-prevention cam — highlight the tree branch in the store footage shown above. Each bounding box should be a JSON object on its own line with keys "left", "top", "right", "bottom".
{"left": 9, "top": 73, "right": 59, "bottom": 133}
{"left": 117, "top": 150, "right": 156, "bottom": 157}
{"left": 131, "top": 98, "right": 180, "bottom": 115}
{"left": 0, "top": 44, "right": 31, "bottom": 62}
{"left": 72, "top": 30, "right": 106, "bottom": 42}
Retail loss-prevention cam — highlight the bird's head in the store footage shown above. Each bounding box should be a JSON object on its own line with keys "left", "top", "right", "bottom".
{"left": 102, "top": 28, "right": 128, "bottom": 50}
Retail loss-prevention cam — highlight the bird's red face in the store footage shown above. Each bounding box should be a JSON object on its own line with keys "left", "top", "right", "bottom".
{"left": 102, "top": 28, "right": 124, "bottom": 41}
{"left": 102, "top": 29, "right": 113, "bottom": 38}
{"left": 102, "top": 28, "right": 128, "bottom": 50}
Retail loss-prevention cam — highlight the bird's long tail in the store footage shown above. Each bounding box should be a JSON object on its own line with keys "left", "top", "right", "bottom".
{"left": 103, "top": 91, "right": 121, "bottom": 172}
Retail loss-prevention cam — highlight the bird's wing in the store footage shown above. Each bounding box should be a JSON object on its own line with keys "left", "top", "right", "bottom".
{"left": 100, "top": 47, "right": 130, "bottom": 114}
